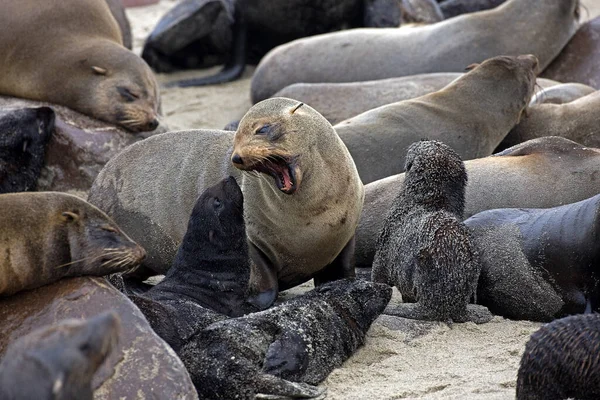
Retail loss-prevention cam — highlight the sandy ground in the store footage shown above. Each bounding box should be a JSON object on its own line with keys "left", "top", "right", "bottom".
{"left": 125, "top": 2, "right": 599, "bottom": 399}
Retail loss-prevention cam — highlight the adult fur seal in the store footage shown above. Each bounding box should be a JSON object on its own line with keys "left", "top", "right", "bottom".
{"left": 0, "top": 107, "right": 55, "bottom": 193}
{"left": 231, "top": 98, "right": 364, "bottom": 308}
{"left": 0, "top": 0, "right": 160, "bottom": 132}
{"left": 464, "top": 193, "right": 600, "bottom": 321}
{"left": 373, "top": 141, "right": 492, "bottom": 324}
{"left": 0, "top": 192, "right": 146, "bottom": 296}
{"left": 500, "top": 91, "right": 600, "bottom": 150}
{"left": 516, "top": 314, "right": 600, "bottom": 399}
{"left": 542, "top": 16, "right": 600, "bottom": 89}
{"left": 356, "top": 137, "right": 600, "bottom": 268}
{"left": 178, "top": 279, "right": 391, "bottom": 400}
{"left": 250, "top": 0, "right": 579, "bottom": 101}
{"left": 334, "top": 54, "right": 537, "bottom": 184}
{"left": 528, "top": 82, "right": 595, "bottom": 106}
{"left": 0, "top": 312, "right": 120, "bottom": 400}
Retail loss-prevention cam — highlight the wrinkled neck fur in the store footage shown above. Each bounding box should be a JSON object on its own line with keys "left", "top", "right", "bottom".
{"left": 401, "top": 175, "right": 465, "bottom": 218}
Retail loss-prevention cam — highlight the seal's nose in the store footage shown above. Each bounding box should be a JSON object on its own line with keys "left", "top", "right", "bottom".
{"left": 147, "top": 118, "right": 159, "bottom": 131}
{"left": 231, "top": 153, "right": 244, "bottom": 165}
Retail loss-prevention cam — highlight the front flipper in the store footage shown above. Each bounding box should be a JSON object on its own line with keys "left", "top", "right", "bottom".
{"left": 313, "top": 236, "right": 356, "bottom": 286}
{"left": 385, "top": 303, "right": 493, "bottom": 324}
{"left": 247, "top": 242, "right": 279, "bottom": 310}
{"left": 255, "top": 374, "right": 326, "bottom": 399}
{"left": 263, "top": 331, "right": 309, "bottom": 381}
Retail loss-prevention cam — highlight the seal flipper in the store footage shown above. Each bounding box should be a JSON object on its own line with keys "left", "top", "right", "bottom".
{"left": 263, "top": 330, "right": 309, "bottom": 380}
{"left": 255, "top": 374, "right": 326, "bottom": 400}
{"left": 384, "top": 303, "right": 492, "bottom": 324}
{"left": 247, "top": 242, "right": 279, "bottom": 310}
{"left": 313, "top": 236, "right": 356, "bottom": 286}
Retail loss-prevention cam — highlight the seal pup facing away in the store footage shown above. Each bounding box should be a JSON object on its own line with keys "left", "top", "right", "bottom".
{"left": 0, "top": 192, "right": 146, "bottom": 296}
{"left": 0, "top": 107, "right": 55, "bottom": 193}
{"left": 0, "top": 0, "right": 160, "bottom": 133}
{"left": 231, "top": 98, "right": 364, "bottom": 308}
{"left": 250, "top": 0, "right": 580, "bottom": 101}
{"left": 179, "top": 279, "right": 392, "bottom": 400}
{"left": 0, "top": 312, "right": 120, "bottom": 400}
{"left": 335, "top": 54, "right": 538, "bottom": 184}
{"left": 464, "top": 193, "right": 600, "bottom": 321}
{"left": 372, "top": 141, "right": 492, "bottom": 324}
{"left": 516, "top": 314, "right": 600, "bottom": 400}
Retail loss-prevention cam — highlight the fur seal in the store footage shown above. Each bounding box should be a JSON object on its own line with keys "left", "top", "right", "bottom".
{"left": 356, "top": 137, "right": 600, "bottom": 269}
{"left": 439, "top": 0, "right": 507, "bottom": 18}
{"left": 528, "top": 82, "right": 595, "bottom": 106}
{"left": 0, "top": 0, "right": 160, "bottom": 133}
{"left": 231, "top": 98, "right": 364, "bottom": 308}
{"left": 251, "top": 0, "right": 579, "bottom": 102}
{"left": 465, "top": 193, "right": 600, "bottom": 321}
{"left": 373, "top": 140, "right": 492, "bottom": 324}
{"left": 335, "top": 54, "right": 537, "bottom": 184}
{"left": 542, "top": 16, "right": 600, "bottom": 89}
{"left": 516, "top": 314, "right": 600, "bottom": 400}
{"left": 178, "top": 279, "right": 392, "bottom": 400}
{"left": 0, "top": 311, "right": 120, "bottom": 400}
{"left": 500, "top": 91, "right": 600, "bottom": 150}
{"left": 0, "top": 107, "right": 55, "bottom": 193}
{"left": 0, "top": 192, "right": 146, "bottom": 296}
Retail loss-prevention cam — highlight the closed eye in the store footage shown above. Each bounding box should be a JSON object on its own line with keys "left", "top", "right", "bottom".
{"left": 256, "top": 125, "right": 270, "bottom": 135}
{"left": 117, "top": 87, "right": 139, "bottom": 102}
{"left": 101, "top": 225, "right": 118, "bottom": 233}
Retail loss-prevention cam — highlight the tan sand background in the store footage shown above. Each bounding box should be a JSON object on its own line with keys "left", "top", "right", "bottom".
{"left": 126, "top": 2, "right": 600, "bottom": 399}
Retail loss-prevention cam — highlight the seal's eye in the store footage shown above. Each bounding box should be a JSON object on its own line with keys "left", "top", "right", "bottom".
{"left": 405, "top": 161, "right": 413, "bottom": 172}
{"left": 101, "top": 225, "right": 118, "bottom": 233}
{"left": 213, "top": 198, "right": 222, "bottom": 210}
{"left": 117, "top": 87, "right": 139, "bottom": 103}
{"left": 255, "top": 125, "right": 270, "bottom": 135}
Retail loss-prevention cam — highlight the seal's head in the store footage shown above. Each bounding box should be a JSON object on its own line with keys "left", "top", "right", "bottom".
{"left": 403, "top": 140, "right": 467, "bottom": 217}
{"left": 231, "top": 97, "right": 336, "bottom": 195}
{"left": 0, "top": 312, "right": 120, "bottom": 400}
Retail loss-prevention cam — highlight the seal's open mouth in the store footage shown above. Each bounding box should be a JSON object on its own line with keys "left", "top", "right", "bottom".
{"left": 253, "top": 156, "right": 298, "bottom": 194}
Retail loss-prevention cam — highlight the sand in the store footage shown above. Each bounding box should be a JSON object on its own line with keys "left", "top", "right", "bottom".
{"left": 125, "top": 2, "right": 598, "bottom": 399}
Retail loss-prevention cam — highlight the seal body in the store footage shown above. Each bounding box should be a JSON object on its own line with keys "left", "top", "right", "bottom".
{"left": 356, "top": 137, "right": 600, "bottom": 268}
{"left": 0, "top": 0, "right": 160, "bottom": 132}
{"left": 528, "top": 82, "right": 595, "bottom": 106}
{"left": 178, "top": 279, "right": 392, "bottom": 400}
{"left": 334, "top": 54, "right": 537, "bottom": 183}
{"left": 0, "top": 107, "right": 55, "bottom": 193}
{"left": 105, "top": 0, "right": 133, "bottom": 49}
{"left": 251, "top": 0, "right": 579, "bottom": 101}
{"left": 465, "top": 193, "right": 600, "bottom": 321}
{"left": 0, "top": 312, "right": 120, "bottom": 400}
{"left": 231, "top": 98, "right": 364, "bottom": 308}
{"left": 373, "top": 140, "right": 491, "bottom": 323}
{"left": 517, "top": 314, "right": 600, "bottom": 399}
{"left": 439, "top": 0, "right": 507, "bottom": 18}
{"left": 0, "top": 192, "right": 145, "bottom": 296}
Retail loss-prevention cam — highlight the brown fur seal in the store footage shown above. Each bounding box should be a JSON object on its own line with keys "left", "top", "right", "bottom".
{"left": 542, "top": 16, "right": 600, "bottom": 89}
{"left": 232, "top": 98, "right": 364, "bottom": 308}
{"left": 517, "top": 314, "right": 600, "bottom": 400}
{"left": 0, "top": 192, "right": 146, "bottom": 296}
{"left": 0, "top": 312, "right": 120, "bottom": 400}
{"left": 250, "top": 0, "right": 580, "bottom": 102}
{"left": 335, "top": 54, "right": 537, "bottom": 184}
{"left": 500, "top": 91, "right": 600, "bottom": 150}
{"left": 528, "top": 82, "right": 595, "bottom": 106}
{"left": 274, "top": 75, "right": 560, "bottom": 125}
{"left": 0, "top": 0, "right": 160, "bottom": 133}
{"left": 356, "top": 137, "right": 600, "bottom": 268}
{"left": 373, "top": 141, "right": 492, "bottom": 324}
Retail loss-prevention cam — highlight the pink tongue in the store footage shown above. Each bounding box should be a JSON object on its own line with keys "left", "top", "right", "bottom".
{"left": 281, "top": 168, "right": 293, "bottom": 191}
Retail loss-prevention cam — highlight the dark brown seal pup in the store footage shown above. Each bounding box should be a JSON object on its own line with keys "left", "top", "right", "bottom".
{"left": 465, "top": 193, "right": 600, "bottom": 321}
{"left": 0, "top": 107, "right": 55, "bottom": 193}
{"left": 373, "top": 140, "right": 492, "bottom": 323}
{"left": 356, "top": 137, "right": 600, "bottom": 269}
{"left": 517, "top": 314, "right": 600, "bottom": 399}
{"left": 231, "top": 98, "right": 364, "bottom": 308}
{"left": 0, "top": 0, "right": 160, "bottom": 133}
{"left": 542, "top": 16, "right": 600, "bottom": 89}
{"left": 179, "top": 279, "right": 392, "bottom": 400}
{"left": 0, "top": 192, "right": 146, "bottom": 296}
{"left": 334, "top": 54, "right": 538, "bottom": 184}
{"left": 0, "top": 312, "right": 120, "bottom": 400}
{"left": 250, "top": 0, "right": 579, "bottom": 102}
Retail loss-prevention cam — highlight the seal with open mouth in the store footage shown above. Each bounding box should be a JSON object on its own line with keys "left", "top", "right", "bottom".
{"left": 231, "top": 98, "right": 365, "bottom": 308}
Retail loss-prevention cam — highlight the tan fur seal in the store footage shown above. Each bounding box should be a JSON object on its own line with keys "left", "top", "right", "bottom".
{"left": 251, "top": 0, "right": 580, "bottom": 101}
{"left": 0, "top": 192, "right": 146, "bottom": 296}
{"left": 528, "top": 82, "right": 595, "bottom": 106}
{"left": 0, "top": 0, "right": 160, "bottom": 133}
{"left": 335, "top": 54, "right": 538, "bottom": 184}
{"left": 274, "top": 75, "right": 560, "bottom": 125}
{"left": 500, "top": 91, "right": 600, "bottom": 150}
{"left": 356, "top": 137, "right": 600, "bottom": 268}
{"left": 231, "top": 98, "right": 364, "bottom": 308}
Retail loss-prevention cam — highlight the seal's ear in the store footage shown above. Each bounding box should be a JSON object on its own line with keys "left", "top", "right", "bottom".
{"left": 289, "top": 102, "right": 304, "bottom": 115}
{"left": 91, "top": 66, "right": 108, "bottom": 76}
{"left": 465, "top": 63, "right": 479, "bottom": 71}
{"left": 61, "top": 211, "right": 80, "bottom": 223}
